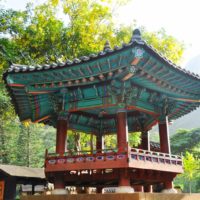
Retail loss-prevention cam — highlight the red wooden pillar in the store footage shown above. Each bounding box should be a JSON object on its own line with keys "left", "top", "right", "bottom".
{"left": 116, "top": 110, "right": 128, "bottom": 152}
{"left": 54, "top": 173, "right": 65, "bottom": 189}
{"left": 90, "top": 133, "right": 94, "bottom": 153}
{"left": 141, "top": 131, "right": 150, "bottom": 151}
{"left": 116, "top": 109, "right": 132, "bottom": 191}
{"left": 118, "top": 169, "right": 130, "bottom": 187}
{"left": 158, "top": 116, "right": 171, "bottom": 154}
{"left": 54, "top": 114, "right": 68, "bottom": 193}
{"left": 164, "top": 181, "right": 173, "bottom": 189}
{"left": 162, "top": 180, "right": 177, "bottom": 192}
{"left": 134, "top": 185, "right": 144, "bottom": 192}
{"left": 96, "top": 186, "right": 103, "bottom": 193}
{"left": 96, "top": 134, "right": 104, "bottom": 152}
{"left": 144, "top": 185, "right": 152, "bottom": 193}
{"left": 56, "top": 115, "right": 68, "bottom": 155}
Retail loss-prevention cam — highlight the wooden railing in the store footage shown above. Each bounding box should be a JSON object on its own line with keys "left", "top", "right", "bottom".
{"left": 45, "top": 147, "right": 183, "bottom": 168}
{"left": 46, "top": 148, "right": 119, "bottom": 157}
{"left": 45, "top": 148, "right": 127, "bottom": 166}
{"left": 130, "top": 148, "right": 182, "bottom": 166}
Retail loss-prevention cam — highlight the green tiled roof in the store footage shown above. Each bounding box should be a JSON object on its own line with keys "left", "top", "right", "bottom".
{"left": 3, "top": 29, "right": 200, "bottom": 134}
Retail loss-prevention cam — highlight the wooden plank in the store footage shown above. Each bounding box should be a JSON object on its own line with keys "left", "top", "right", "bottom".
{"left": 0, "top": 181, "right": 4, "bottom": 200}
{"left": 21, "top": 193, "right": 200, "bottom": 200}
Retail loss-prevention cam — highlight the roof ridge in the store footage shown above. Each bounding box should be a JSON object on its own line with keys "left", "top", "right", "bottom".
{"left": 4, "top": 28, "right": 200, "bottom": 81}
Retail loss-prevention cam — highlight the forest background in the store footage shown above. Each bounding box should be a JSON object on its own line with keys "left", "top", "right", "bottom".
{"left": 0, "top": 0, "right": 199, "bottom": 193}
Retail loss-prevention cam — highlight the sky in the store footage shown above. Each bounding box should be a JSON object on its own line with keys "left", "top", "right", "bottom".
{"left": 3, "top": 0, "right": 200, "bottom": 68}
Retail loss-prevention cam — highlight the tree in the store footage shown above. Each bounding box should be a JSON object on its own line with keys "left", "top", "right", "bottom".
{"left": 174, "top": 152, "right": 200, "bottom": 193}
{"left": 0, "top": 88, "right": 15, "bottom": 164}
{"left": 171, "top": 128, "right": 200, "bottom": 156}
{"left": 142, "top": 28, "right": 184, "bottom": 64}
{"left": 171, "top": 129, "right": 200, "bottom": 193}
{"left": 129, "top": 132, "right": 141, "bottom": 147}
{"left": 183, "top": 152, "right": 199, "bottom": 193}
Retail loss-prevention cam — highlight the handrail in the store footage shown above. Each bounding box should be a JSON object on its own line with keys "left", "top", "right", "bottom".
{"left": 130, "top": 148, "right": 182, "bottom": 160}
{"left": 47, "top": 147, "right": 182, "bottom": 160}
{"left": 47, "top": 148, "right": 121, "bottom": 157}
{"left": 46, "top": 147, "right": 183, "bottom": 167}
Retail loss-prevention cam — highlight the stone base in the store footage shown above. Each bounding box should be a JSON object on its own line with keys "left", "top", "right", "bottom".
{"left": 162, "top": 188, "right": 177, "bottom": 193}
{"left": 51, "top": 189, "right": 67, "bottom": 195}
{"left": 115, "top": 186, "right": 134, "bottom": 193}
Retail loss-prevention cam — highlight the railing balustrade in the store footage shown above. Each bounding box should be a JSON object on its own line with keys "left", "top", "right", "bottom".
{"left": 130, "top": 148, "right": 182, "bottom": 165}
{"left": 45, "top": 147, "right": 183, "bottom": 167}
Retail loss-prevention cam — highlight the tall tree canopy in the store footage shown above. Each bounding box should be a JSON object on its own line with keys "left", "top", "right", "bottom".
{"left": 171, "top": 129, "right": 200, "bottom": 192}
{"left": 171, "top": 128, "right": 200, "bottom": 156}
{"left": 0, "top": 0, "right": 184, "bottom": 72}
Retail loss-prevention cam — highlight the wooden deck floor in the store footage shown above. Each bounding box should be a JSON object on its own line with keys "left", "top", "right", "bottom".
{"left": 21, "top": 193, "right": 200, "bottom": 200}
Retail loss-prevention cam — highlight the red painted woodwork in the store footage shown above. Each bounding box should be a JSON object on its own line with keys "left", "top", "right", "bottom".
{"left": 158, "top": 116, "right": 171, "bottom": 154}
{"left": 56, "top": 119, "right": 68, "bottom": 155}
{"left": 54, "top": 173, "right": 65, "bottom": 189}
{"left": 133, "top": 185, "right": 143, "bottom": 192}
{"left": 164, "top": 181, "right": 173, "bottom": 189}
{"left": 144, "top": 185, "right": 152, "bottom": 193}
{"left": 116, "top": 111, "right": 128, "bottom": 151}
{"left": 45, "top": 147, "right": 182, "bottom": 190}
{"left": 118, "top": 169, "right": 130, "bottom": 186}
{"left": 46, "top": 111, "right": 181, "bottom": 191}
{"left": 45, "top": 148, "right": 183, "bottom": 173}
{"left": 54, "top": 169, "right": 175, "bottom": 185}
{"left": 8, "top": 83, "right": 25, "bottom": 87}
{"left": 90, "top": 134, "right": 94, "bottom": 152}
{"left": 141, "top": 131, "right": 150, "bottom": 151}
{"left": 96, "top": 134, "right": 104, "bottom": 152}
{"left": 96, "top": 187, "right": 103, "bottom": 193}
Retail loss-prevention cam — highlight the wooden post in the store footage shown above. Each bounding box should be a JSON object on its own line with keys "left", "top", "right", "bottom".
{"left": 116, "top": 110, "right": 128, "bottom": 152}
{"left": 53, "top": 172, "right": 66, "bottom": 193}
{"left": 162, "top": 181, "right": 176, "bottom": 192}
{"left": 158, "top": 116, "right": 171, "bottom": 154}
{"left": 56, "top": 114, "right": 68, "bottom": 155}
{"left": 164, "top": 181, "right": 173, "bottom": 189}
{"left": 3, "top": 177, "right": 16, "bottom": 200}
{"left": 31, "top": 184, "right": 35, "bottom": 195}
{"left": 141, "top": 131, "right": 150, "bottom": 151}
{"left": 134, "top": 185, "right": 144, "bottom": 192}
{"left": 118, "top": 169, "right": 130, "bottom": 187}
{"left": 116, "top": 110, "right": 129, "bottom": 186}
{"left": 96, "top": 134, "right": 104, "bottom": 152}
{"left": 90, "top": 133, "right": 94, "bottom": 153}
{"left": 0, "top": 181, "right": 4, "bottom": 200}
{"left": 96, "top": 186, "right": 103, "bottom": 193}
{"left": 54, "top": 113, "right": 68, "bottom": 193}
{"left": 144, "top": 185, "right": 153, "bottom": 193}
{"left": 116, "top": 110, "right": 132, "bottom": 192}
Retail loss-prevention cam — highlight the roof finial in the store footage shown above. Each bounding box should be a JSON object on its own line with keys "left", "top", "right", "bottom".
{"left": 103, "top": 40, "right": 111, "bottom": 52}
{"left": 130, "top": 29, "right": 141, "bottom": 42}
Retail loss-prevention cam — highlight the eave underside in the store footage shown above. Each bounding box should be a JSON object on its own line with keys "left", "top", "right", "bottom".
{"left": 4, "top": 43, "right": 200, "bottom": 134}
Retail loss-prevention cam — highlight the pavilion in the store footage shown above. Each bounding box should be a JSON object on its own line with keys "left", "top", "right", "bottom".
{"left": 3, "top": 29, "right": 200, "bottom": 194}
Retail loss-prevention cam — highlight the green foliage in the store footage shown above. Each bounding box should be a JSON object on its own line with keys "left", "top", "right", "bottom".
{"left": 0, "top": 118, "right": 55, "bottom": 167}
{"left": 104, "top": 132, "right": 141, "bottom": 149}
{"left": 104, "top": 134, "right": 117, "bottom": 149}
{"left": 142, "top": 28, "right": 185, "bottom": 64}
{"left": 171, "top": 128, "right": 200, "bottom": 156}
{"left": 174, "top": 152, "right": 200, "bottom": 193}
{"left": 129, "top": 132, "right": 141, "bottom": 147}
{"left": 183, "top": 152, "right": 199, "bottom": 180}
{"left": 171, "top": 129, "right": 200, "bottom": 193}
